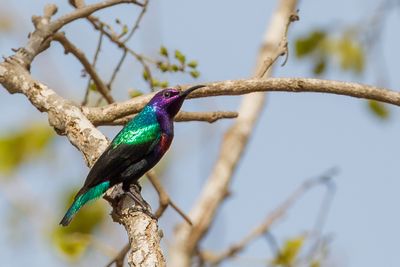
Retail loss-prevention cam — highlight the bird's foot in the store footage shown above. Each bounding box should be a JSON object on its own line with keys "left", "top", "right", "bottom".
{"left": 123, "top": 189, "right": 157, "bottom": 220}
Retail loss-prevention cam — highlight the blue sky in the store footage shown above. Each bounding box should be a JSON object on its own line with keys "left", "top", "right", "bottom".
{"left": 1, "top": 0, "right": 400, "bottom": 266}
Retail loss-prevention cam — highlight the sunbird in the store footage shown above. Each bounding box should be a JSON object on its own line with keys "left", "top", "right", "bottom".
{"left": 60, "top": 85, "right": 205, "bottom": 226}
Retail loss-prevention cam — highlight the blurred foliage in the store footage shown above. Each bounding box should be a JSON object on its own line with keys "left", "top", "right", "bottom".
{"left": 0, "top": 124, "right": 54, "bottom": 174}
{"left": 367, "top": 100, "right": 390, "bottom": 120}
{"left": 52, "top": 188, "right": 107, "bottom": 260}
{"left": 310, "top": 260, "right": 321, "bottom": 267}
{"left": 89, "top": 82, "right": 97, "bottom": 92}
{"left": 272, "top": 236, "right": 304, "bottom": 266}
{"left": 295, "top": 29, "right": 391, "bottom": 120}
{"left": 0, "top": 13, "right": 13, "bottom": 32}
{"left": 128, "top": 89, "right": 144, "bottom": 98}
{"left": 295, "top": 30, "right": 365, "bottom": 76}
{"left": 142, "top": 46, "right": 200, "bottom": 90}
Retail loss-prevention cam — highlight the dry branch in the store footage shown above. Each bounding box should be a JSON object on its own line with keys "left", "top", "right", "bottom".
{"left": 99, "top": 111, "right": 238, "bottom": 126}
{"left": 84, "top": 77, "right": 400, "bottom": 126}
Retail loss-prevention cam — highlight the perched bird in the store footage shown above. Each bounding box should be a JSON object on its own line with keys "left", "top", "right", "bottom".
{"left": 60, "top": 85, "right": 205, "bottom": 226}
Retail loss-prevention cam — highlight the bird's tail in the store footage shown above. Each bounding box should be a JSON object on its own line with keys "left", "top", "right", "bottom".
{"left": 59, "top": 181, "right": 110, "bottom": 226}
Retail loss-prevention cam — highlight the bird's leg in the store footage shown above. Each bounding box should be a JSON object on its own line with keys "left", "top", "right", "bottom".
{"left": 123, "top": 182, "right": 157, "bottom": 220}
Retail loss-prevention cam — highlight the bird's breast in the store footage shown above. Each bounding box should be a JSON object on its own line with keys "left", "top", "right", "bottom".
{"left": 159, "top": 133, "right": 173, "bottom": 154}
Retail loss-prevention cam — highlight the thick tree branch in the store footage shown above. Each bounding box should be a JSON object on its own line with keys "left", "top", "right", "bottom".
{"left": 106, "top": 184, "right": 165, "bottom": 267}
{"left": 84, "top": 77, "right": 400, "bottom": 126}
{"left": 0, "top": 59, "right": 108, "bottom": 164}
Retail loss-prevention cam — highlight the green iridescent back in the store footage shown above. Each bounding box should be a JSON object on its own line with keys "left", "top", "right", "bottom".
{"left": 112, "top": 106, "right": 161, "bottom": 148}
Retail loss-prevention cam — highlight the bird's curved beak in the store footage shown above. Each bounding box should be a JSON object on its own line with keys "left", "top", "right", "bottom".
{"left": 180, "top": 85, "right": 206, "bottom": 98}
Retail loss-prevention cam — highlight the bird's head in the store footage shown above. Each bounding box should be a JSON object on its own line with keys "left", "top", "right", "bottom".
{"left": 148, "top": 85, "right": 206, "bottom": 117}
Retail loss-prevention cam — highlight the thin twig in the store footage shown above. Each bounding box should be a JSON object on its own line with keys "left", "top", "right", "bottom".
{"left": 264, "top": 231, "right": 281, "bottom": 258}
{"left": 257, "top": 10, "right": 299, "bottom": 78}
{"left": 83, "top": 28, "right": 105, "bottom": 105}
{"left": 108, "top": 49, "right": 128, "bottom": 88}
{"left": 146, "top": 170, "right": 192, "bottom": 225}
{"left": 305, "top": 170, "right": 337, "bottom": 262}
{"left": 122, "top": 0, "right": 149, "bottom": 43}
{"left": 99, "top": 111, "right": 238, "bottom": 126}
{"left": 52, "top": 33, "right": 114, "bottom": 104}
{"left": 105, "top": 243, "right": 130, "bottom": 267}
{"left": 51, "top": 0, "right": 144, "bottom": 32}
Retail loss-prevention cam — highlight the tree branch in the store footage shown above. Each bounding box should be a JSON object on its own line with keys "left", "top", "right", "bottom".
{"left": 50, "top": 0, "right": 143, "bottom": 32}
{"left": 96, "top": 111, "right": 238, "bottom": 126}
{"left": 83, "top": 76, "right": 400, "bottom": 126}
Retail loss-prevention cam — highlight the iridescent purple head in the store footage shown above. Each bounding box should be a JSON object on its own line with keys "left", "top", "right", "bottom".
{"left": 148, "top": 85, "right": 205, "bottom": 117}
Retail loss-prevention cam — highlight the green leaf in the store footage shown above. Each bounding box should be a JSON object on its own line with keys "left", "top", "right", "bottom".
{"left": 159, "top": 46, "right": 169, "bottom": 57}
{"left": 0, "top": 16, "right": 13, "bottom": 32}
{"left": 89, "top": 82, "right": 97, "bottom": 92}
{"left": 337, "top": 36, "right": 364, "bottom": 74}
{"left": 174, "top": 50, "right": 186, "bottom": 64}
{"left": 189, "top": 70, "right": 200, "bottom": 78}
{"left": 272, "top": 236, "right": 304, "bottom": 266}
{"left": 158, "top": 63, "right": 169, "bottom": 72}
{"left": 312, "top": 58, "right": 326, "bottom": 75}
{"left": 367, "top": 100, "right": 390, "bottom": 120}
{"left": 52, "top": 231, "right": 91, "bottom": 261}
{"left": 121, "top": 25, "right": 129, "bottom": 35}
{"left": 128, "top": 89, "right": 143, "bottom": 98}
{"left": 151, "top": 78, "right": 159, "bottom": 87}
{"left": 53, "top": 189, "right": 107, "bottom": 260}
{"left": 142, "top": 70, "right": 150, "bottom": 81}
{"left": 170, "top": 64, "right": 179, "bottom": 72}
{"left": 159, "top": 81, "right": 169, "bottom": 88}
{"left": 295, "top": 30, "right": 326, "bottom": 58}
{"left": 310, "top": 261, "right": 321, "bottom": 267}
{"left": 0, "top": 124, "right": 54, "bottom": 174}
{"left": 187, "top": 60, "right": 198, "bottom": 68}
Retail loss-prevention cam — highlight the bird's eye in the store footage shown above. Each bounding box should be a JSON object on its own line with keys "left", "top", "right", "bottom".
{"left": 163, "top": 91, "right": 171, "bottom": 98}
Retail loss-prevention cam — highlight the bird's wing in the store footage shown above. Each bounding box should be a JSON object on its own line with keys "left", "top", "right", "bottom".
{"left": 81, "top": 122, "right": 161, "bottom": 190}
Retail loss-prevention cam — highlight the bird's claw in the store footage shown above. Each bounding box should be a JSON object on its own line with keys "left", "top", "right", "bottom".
{"left": 124, "top": 190, "right": 157, "bottom": 220}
